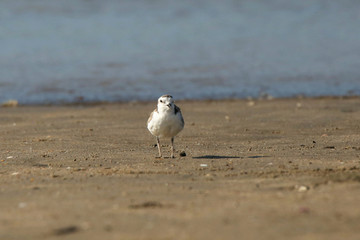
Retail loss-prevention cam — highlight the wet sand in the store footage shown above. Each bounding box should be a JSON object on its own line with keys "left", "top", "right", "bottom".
{"left": 1, "top": 98, "right": 360, "bottom": 240}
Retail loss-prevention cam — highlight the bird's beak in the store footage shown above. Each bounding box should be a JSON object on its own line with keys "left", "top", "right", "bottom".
{"left": 167, "top": 104, "right": 171, "bottom": 108}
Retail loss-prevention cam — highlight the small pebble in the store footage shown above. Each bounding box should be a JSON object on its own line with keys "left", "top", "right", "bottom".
{"left": 324, "top": 146, "right": 335, "bottom": 149}
{"left": 53, "top": 226, "right": 79, "bottom": 236}
{"left": 200, "top": 164, "right": 208, "bottom": 167}
{"left": 179, "top": 151, "right": 186, "bottom": 157}
{"left": 205, "top": 173, "right": 215, "bottom": 180}
{"left": 298, "top": 186, "right": 309, "bottom": 192}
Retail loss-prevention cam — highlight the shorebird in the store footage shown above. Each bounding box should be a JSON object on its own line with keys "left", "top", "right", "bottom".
{"left": 147, "top": 95, "right": 184, "bottom": 158}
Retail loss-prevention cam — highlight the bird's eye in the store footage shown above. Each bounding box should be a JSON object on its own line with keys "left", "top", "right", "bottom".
{"left": 160, "top": 100, "right": 163, "bottom": 103}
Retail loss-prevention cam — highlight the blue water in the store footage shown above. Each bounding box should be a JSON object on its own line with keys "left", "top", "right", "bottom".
{"left": 1, "top": 0, "right": 360, "bottom": 104}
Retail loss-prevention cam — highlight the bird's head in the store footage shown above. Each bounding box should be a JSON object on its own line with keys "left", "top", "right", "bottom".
{"left": 157, "top": 94, "right": 175, "bottom": 112}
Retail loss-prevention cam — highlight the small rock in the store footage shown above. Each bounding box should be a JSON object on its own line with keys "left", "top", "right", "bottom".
{"left": 200, "top": 164, "right": 208, "bottom": 167}
{"left": 53, "top": 226, "right": 79, "bottom": 236}
{"left": 298, "top": 186, "right": 309, "bottom": 192}
{"left": 129, "top": 201, "right": 164, "bottom": 209}
{"left": 179, "top": 151, "right": 186, "bottom": 157}
{"left": 205, "top": 173, "right": 215, "bottom": 181}
{"left": 324, "top": 146, "right": 335, "bottom": 149}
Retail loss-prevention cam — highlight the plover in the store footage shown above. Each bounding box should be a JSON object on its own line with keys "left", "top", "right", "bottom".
{"left": 147, "top": 95, "right": 184, "bottom": 158}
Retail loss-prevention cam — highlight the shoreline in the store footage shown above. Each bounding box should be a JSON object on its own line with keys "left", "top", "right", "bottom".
{"left": 1, "top": 97, "right": 360, "bottom": 239}
{"left": 3, "top": 95, "right": 360, "bottom": 107}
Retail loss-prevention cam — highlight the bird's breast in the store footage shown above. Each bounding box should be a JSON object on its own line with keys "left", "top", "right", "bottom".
{"left": 147, "top": 112, "right": 184, "bottom": 138}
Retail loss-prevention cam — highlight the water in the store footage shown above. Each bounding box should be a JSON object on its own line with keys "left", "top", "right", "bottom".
{"left": 1, "top": 0, "right": 360, "bottom": 104}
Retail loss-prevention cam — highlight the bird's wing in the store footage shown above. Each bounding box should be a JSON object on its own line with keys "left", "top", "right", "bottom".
{"left": 174, "top": 105, "right": 184, "bottom": 126}
{"left": 147, "top": 108, "right": 157, "bottom": 125}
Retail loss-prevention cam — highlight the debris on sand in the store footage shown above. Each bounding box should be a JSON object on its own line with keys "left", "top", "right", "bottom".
{"left": 297, "top": 185, "right": 310, "bottom": 192}
{"left": 53, "top": 226, "right": 79, "bottom": 236}
{"left": 324, "top": 146, "right": 335, "bottom": 149}
{"left": 129, "top": 201, "right": 164, "bottom": 209}
{"left": 179, "top": 151, "right": 186, "bottom": 157}
{"left": 2, "top": 100, "right": 18, "bottom": 107}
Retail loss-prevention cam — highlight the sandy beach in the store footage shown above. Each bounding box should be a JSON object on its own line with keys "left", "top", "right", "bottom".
{"left": 1, "top": 97, "right": 360, "bottom": 240}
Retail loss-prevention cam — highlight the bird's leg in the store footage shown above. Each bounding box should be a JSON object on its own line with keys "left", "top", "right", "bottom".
{"left": 171, "top": 137, "right": 175, "bottom": 158}
{"left": 156, "top": 137, "right": 162, "bottom": 158}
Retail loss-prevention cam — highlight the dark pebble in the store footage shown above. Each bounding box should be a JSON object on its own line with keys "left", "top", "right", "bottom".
{"left": 324, "top": 146, "right": 335, "bottom": 149}
{"left": 129, "top": 201, "right": 163, "bottom": 209}
{"left": 53, "top": 226, "right": 79, "bottom": 236}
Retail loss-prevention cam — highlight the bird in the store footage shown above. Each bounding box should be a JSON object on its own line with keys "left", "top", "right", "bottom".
{"left": 147, "top": 94, "right": 184, "bottom": 158}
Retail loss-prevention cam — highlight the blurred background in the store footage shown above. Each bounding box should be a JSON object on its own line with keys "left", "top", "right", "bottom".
{"left": 1, "top": 0, "right": 360, "bottom": 104}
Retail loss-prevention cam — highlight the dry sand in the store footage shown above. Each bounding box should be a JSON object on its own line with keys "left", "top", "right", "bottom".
{"left": 1, "top": 98, "right": 360, "bottom": 240}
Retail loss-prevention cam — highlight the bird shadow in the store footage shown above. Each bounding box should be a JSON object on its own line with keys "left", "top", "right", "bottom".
{"left": 192, "top": 155, "right": 270, "bottom": 160}
{"left": 192, "top": 155, "right": 241, "bottom": 159}
{"left": 248, "top": 155, "right": 271, "bottom": 159}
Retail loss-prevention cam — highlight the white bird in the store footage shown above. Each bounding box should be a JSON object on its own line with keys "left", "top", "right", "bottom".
{"left": 147, "top": 95, "right": 184, "bottom": 158}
